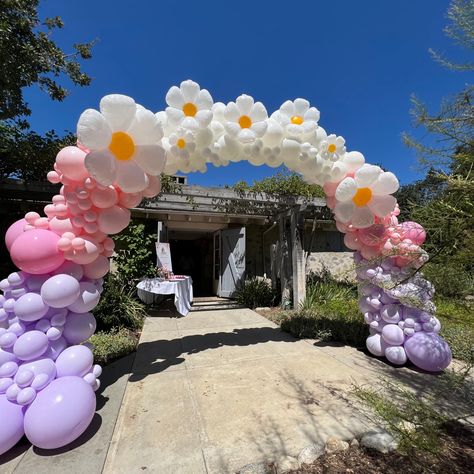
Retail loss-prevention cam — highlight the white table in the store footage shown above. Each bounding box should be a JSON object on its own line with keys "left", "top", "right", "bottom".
{"left": 137, "top": 276, "right": 193, "bottom": 316}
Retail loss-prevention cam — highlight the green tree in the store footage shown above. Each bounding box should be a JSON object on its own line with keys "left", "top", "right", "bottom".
{"left": 402, "top": 0, "right": 474, "bottom": 295}
{"left": 0, "top": 0, "right": 94, "bottom": 182}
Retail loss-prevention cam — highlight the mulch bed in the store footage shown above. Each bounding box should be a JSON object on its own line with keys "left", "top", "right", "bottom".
{"left": 290, "top": 422, "right": 474, "bottom": 474}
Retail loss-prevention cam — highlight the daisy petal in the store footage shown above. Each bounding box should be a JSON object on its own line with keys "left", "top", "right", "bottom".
{"left": 343, "top": 151, "right": 365, "bottom": 172}
{"left": 195, "top": 110, "right": 212, "bottom": 128}
{"left": 180, "top": 80, "right": 200, "bottom": 102}
{"left": 224, "top": 122, "right": 241, "bottom": 137}
{"left": 196, "top": 89, "right": 213, "bottom": 110}
{"left": 335, "top": 177, "right": 357, "bottom": 202}
{"left": 301, "top": 122, "right": 317, "bottom": 135}
{"left": 294, "top": 98, "right": 310, "bottom": 115}
{"left": 116, "top": 160, "right": 149, "bottom": 193}
{"left": 77, "top": 109, "right": 112, "bottom": 149}
{"left": 352, "top": 207, "right": 375, "bottom": 228}
{"left": 287, "top": 124, "right": 304, "bottom": 136}
{"left": 181, "top": 117, "right": 199, "bottom": 130}
{"left": 371, "top": 172, "right": 399, "bottom": 195}
{"left": 166, "top": 86, "right": 185, "bottom": 108}
{"left": 84, "top": 150, "right": 117, "bottom": 186}
{"left": 304, "top": 107, "right": 320, "bottom": 122}
{"left": 134, "top": 144, "right": 166, "bottom": 175}
{"left": 236, "top": 95, "right": 254, "bottom": 115}
{"left": 166, "top": 107, "right": 185, "bottom": 125}
{"left": 100, "top": 94, "right": 136, "bottom": 132}
{"left": 367, "top": 194, "right": 397, "bottom": 217}
{"left": 355, "top": 164, "right": 381, "bottom": 187}
{"left": 238, "top": 128, "right": 257, "bottom": 143}
{"left": 251, "top": 102, "right": 268, "bottom": 122}
{"left": 251, "top": 121, "right": 267, "bottom": 138}
{"left": 128, "top": 109, "right": 163, "bottom": 145}
{"left": 224, "top": 102, "right": 240, "bottom": 122}
{"left": 280, "top": 100, "right": 295, "bottom": 117}
{"left": 334, "top": 201, "right": 355, "bottom": 223}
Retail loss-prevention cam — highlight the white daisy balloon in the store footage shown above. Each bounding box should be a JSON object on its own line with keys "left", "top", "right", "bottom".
{"left": 165, "top": 80, "right": 213, "bottom": 130}
{"left": 333, "top": 164, "right": 399, "bottom": 228}
{"left": 223, "top": 94, "right": 268, "bottom": 143}
{"left": 320, "top": 134, "right": 346, "bottom": 162}
{"left": 272, "top": 99, "right": 320, "bottom": 138}
{"left": 77, "top": 94, "right": 165, "bottom": 193}
{"left": 168, "top": 128, "right": 196, "bottom": 160}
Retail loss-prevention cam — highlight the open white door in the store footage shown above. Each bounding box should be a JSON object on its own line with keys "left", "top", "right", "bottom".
{"left": 219, "top": 227, "right": 246, "bottom": 298}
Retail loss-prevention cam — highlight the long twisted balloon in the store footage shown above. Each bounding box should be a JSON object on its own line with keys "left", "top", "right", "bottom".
{"left": 0, "top": 81, "right": 451, "bottom": 455}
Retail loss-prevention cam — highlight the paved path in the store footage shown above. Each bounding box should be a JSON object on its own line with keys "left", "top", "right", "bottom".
{"left": 102, "top": 308, "right": 434, "bottom": 473}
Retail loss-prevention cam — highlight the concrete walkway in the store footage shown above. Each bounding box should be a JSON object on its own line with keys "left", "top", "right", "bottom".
{"left": 102, "top": 308, "right": 435, "bottom": 473}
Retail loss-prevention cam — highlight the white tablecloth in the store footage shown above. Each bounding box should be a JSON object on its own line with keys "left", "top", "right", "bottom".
{"left": 137, "top": 276, "right": 193, "bottom": 316}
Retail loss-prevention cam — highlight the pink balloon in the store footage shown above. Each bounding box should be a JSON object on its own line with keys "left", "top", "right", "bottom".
{"left": 10, "top": 229, "right": 65, "bottom": 274}
{"left": 82, "top": 255, "right": 110, "bottom": 279}
{"left": 64, "top": 237, "right": 100, "bottom": 265}
{"left": 142, "top": 175, "right": 161, "bottom": 198}
{"left": 97, "top": 205, "right": 130, "bottom": 234}
{"left": 5, "top": 219, "right": 27, "bottom": 251}
{"left": 56, "top": 146, "right": 89, "bottom": 181}
{"left": 118, "top": 191, "right": 143, "bottom": 208}
{"left": 358, "top": 224, "right": 387, "bottom": 247}
{"left": 400, "top": 221, "right": 426, "bottom": 246}
{"left": 90, "top": 186, "right": 118, "bottom": 208}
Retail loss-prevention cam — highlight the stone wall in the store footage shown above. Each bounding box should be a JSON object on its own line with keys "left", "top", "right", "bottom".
{"left": 306, "top": 251, "right": 356, "bottom": 281}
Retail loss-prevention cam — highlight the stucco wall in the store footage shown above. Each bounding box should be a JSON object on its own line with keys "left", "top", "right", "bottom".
{"left": 306, "top": 251, "right": 356, "bottom": 281}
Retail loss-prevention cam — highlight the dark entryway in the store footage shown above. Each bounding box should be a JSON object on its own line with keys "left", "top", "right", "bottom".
{"left": 169, "top": 233, "right": 213, "bottom": 296}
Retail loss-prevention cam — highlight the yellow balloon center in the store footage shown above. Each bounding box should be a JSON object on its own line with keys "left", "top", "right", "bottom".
{"left": 177, "top": 138, "right": 186, "bottom": 149}
{"left": 353, "top": 187, "right": 373, "bottom": 207}
{"left": 328, "top": 143, "right": 337, "bottom": 153}
{"left": 182, "top": 102, "right": 197, "bottom": 117}
{"left": 109, "top": 132, "right": 135, "bottom": 161}
{"left": 238, "top": 115, "right": 252, "bottom": 129}
{"left": 290, "top": 115, "right": 304, "bottom": 125}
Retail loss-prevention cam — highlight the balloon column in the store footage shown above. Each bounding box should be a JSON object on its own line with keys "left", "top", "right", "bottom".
{"left": 0, "top": 81, "right": 451, "bottom": 456}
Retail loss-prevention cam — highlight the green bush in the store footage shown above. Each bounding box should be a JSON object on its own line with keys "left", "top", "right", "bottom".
{"left": 94, "top": 273, "right": 147, "bottom": 332}
{"left": 90, "top": 328, "right": 138, "bottom": 366}
{"left": 281, "top": 299, "right": 367, "bottom": 346}
{"left": 235, "top": 278, "right": 277, "bottom": 308}
{"left": 423, "top": 262, "right": 474, "bottom": 298}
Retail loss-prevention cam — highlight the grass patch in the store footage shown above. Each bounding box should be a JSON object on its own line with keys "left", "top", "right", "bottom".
{"left": 90, "top": 328, "right": 139, "bottom": 366}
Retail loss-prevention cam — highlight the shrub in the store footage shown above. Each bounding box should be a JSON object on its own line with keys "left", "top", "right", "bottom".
{"left": 94, "top": 273, "right": 147, "bottom": 332}
{"left": 235, "top": 278, "right": 277, "bottom": 308}
{"left": 423, "top": 261, "right": 474, "bottom": 298}
{"left": 280, "top": 299, "right": 367, "bottom": 346}
{"left": 90, "top": 328, "right": 139, "bottom": 366}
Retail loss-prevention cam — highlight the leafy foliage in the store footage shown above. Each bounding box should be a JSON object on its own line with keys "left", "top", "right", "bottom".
{"left": 0, "top": 122, "right": 75, "bottom": 181}
{"left": 93, "top": 273, "right": 147, "bottom": 332}
{"left": 0, "top": 0, "right": 94, "bottom": 121}
{"left": 90, "top": 328, "right": 139, "bottom": 366}
{"left": 232, "top": 170, "right": 324, "bottom": 199}
{"left": 113, "top": 222, "right": 157, "bottom": 289}
{"left": 235, "top": 278, "right": 277, "bottom": 308}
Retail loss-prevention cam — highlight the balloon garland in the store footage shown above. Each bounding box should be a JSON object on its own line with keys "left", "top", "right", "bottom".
{"left": 0, "top": 80, "right": 452, "bottom": 454}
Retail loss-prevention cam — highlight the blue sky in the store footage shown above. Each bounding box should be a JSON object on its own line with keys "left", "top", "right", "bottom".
{"left": 25, "top": 0, "right": 471, "bottom": 186}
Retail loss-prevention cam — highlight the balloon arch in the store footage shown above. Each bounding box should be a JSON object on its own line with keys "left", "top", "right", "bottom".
{"left": 0, "top": 80, "right": 452, "bottom": 454}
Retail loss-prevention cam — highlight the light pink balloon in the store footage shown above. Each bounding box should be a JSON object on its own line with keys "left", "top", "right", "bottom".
{"left": 118, "top": 191, "right": 143, "bottom": 209}
{"left": 142, "top": 175, "right": 161, "bottom": 198}
{"left": 400, "top": 221, "right": 426, "bottom": 246}
{"left": 10, "top": 229, "right": 65, "bottom": 275}
{"left": 90, "top": 186, "right": 118, "bottom": 208}
{"left": 358, "top": 224, "right": 387, "bottom": 247}
{"left": 56, "top": 146, "right": 89, "bottom": 181}
{"left": 64, "top": 237, "right": 100, "bottom": 265}
{"left": 82, "top": 255, "right": 110, "bottom": 279}
{"left": 5, "top": 219, "right": 27, "bottom": 251}
{"left": 97, "top": 206, "right": 131, "bottom": 234}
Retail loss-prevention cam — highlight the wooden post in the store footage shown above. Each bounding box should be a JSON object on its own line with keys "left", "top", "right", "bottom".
{"left": 291, "top": 206, "right": 306, "bottom": 309}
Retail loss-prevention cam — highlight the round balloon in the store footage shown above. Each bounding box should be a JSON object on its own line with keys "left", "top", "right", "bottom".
{"left": 67, "top": 282, "right": 100, "bottom": 313}
{"left": 24, "top": 376, "right": 96, "bottom": 449}
{"left": 13, "top": 331, "right": 49, "bottom": 361}
{"left": 404, "top": 332, "right": 452, "bottom": 371}
{"left": 14, "top": 292, "right": 49, "bottom": 322}
{"left": 0, "top": 394, "right": 25, "bottom": 455}
{"left": 56, "top": 146, "right": 89, "bottom": 181}
{"left": 97, "top": 205, "right": 130, "bottom": 234}
{"left": 55, "top": 345, "right": 94, "bottom": 378}
{"left": 5, "top": 218, "right": 27, "bottom": 251}
{"left": 10, "top": 229, "right": 64, "bottom": 274}
{"left": 41, "top": 274, "right": 81, "bottom": 308}
{"left": 62, "top": 312, "right": 96, "bottom": 344}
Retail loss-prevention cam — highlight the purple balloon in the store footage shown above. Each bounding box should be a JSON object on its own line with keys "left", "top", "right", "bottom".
{"left": 366, "top": 333, "right": 384, "bottom": 356}
{"left": 381, "top": 324, "right": 405, "bottom": 346}
{"left": 41, "top": 274, "right": 81, "bottom": 309}
{"left": 25, "top": 274, "right": 51, "bottom": 292}
{"left": 42, "top": 336, "right": 67, "bottom": 361}
{"left": 385, "top": 345, "right": 408, "bottom": 365}
{"left": 0, "top": 348, "right": 17, "bottom": 366}
{"left": 55, "top": 345, "right": 93, "bottom": 377}
{"left": 67, "top": 282, "right": 100, "bottom": 313}
{"left": 17, "top": 357, "right": 56, "bottom": 383}
{"left": 405, "top": 332, "right": 452, "bottom": 372}
{"left": 0, "top": 394, "right": 25, "bottom": 455}
{"left": 13, "top": 330, "right": 49, "bottom": 361}
{"left": 24, "top": 376, "right": 96, "bottom": 449}
{"left": 63, "top": 312, "right": 96, "bottom": 344}
{"left": 14, "top": 292, "right": 49, "bottom": 322}
{"left": 51, "top": 261, "right": 84, "bottom": 281}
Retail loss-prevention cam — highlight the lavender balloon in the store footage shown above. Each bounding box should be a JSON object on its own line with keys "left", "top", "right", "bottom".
{"left": 405, "top": 332, "right": 452, "bottom": 372}
{"left": 24, "top": 376, "right": 96, "bottom": 449}
{"left": 0, "top": 394, "right": 25, "bottom": 454}
{"left": 41, "top": 274, "right": 80, "bottom": 308}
